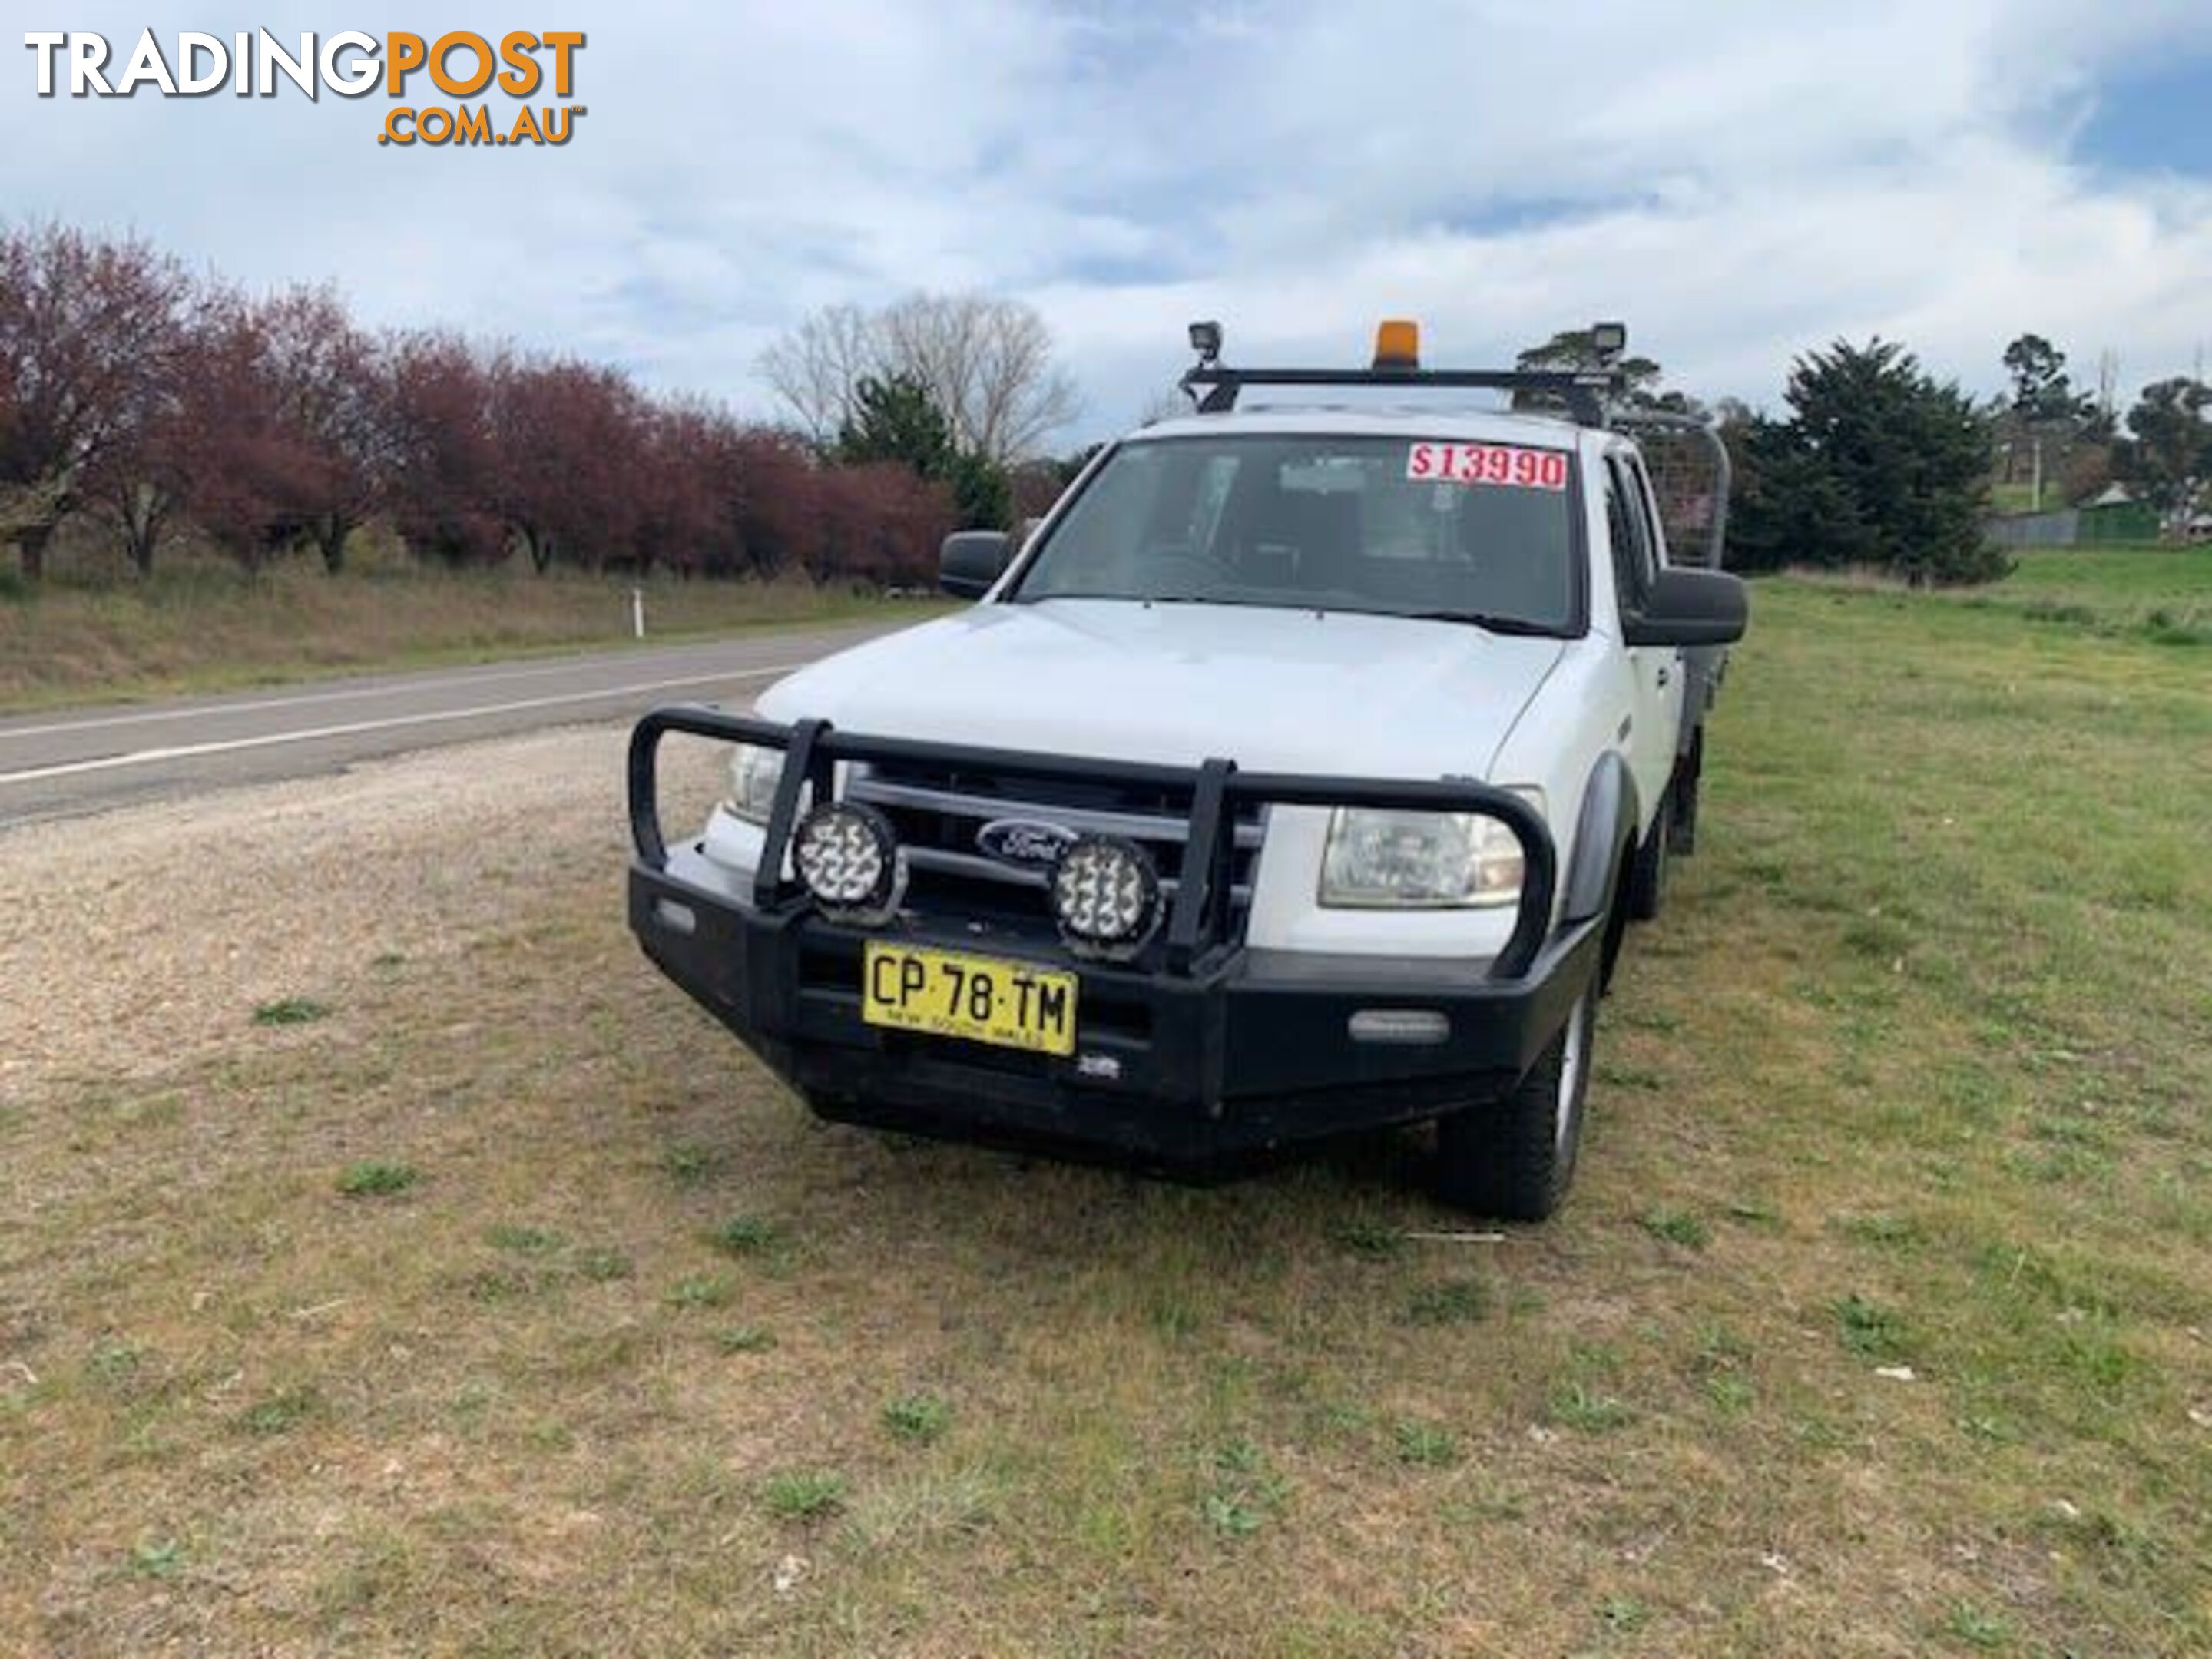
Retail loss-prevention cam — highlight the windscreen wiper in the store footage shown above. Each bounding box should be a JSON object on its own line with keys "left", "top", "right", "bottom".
{"left": 1396, "top": 609, "right": 1565, "bottom": 638}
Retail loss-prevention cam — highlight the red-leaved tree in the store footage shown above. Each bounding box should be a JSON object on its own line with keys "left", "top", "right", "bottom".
{"left": 382, "top": 331, "right": 504, "bottom": 565}
{"left": 0, "top": 224, "right": 194, "bottom": 576}
{"left": 489, "top": 353, "right": 648, "bottom": 572}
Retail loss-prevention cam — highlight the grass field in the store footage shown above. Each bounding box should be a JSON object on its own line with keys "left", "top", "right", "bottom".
{"left": 0, "top": 562, "right": 929, "bottom": 714}
{"left": 2, "top": 552, "right": 2207, "bottom": 1654}
{"left": 1961, "top": 544, "right": 2210, "bottom": 643}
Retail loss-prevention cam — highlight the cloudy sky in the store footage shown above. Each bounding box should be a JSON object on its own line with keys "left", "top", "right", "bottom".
{"left": 7, "top": 2, "right": 2212, "bottom": 445}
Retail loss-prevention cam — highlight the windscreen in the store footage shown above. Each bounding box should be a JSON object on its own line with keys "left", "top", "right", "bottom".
{"left": 1011, "top": 434, "right": 1579, "bottom": 634}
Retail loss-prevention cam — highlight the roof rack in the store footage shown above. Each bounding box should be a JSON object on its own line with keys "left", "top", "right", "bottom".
{"left": 1177, "top": 320, "right": 1628, "bottom": 428}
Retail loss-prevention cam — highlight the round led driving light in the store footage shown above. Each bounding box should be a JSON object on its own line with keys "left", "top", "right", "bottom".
{"left": 791, "top": 801, "right": 902, "bottom": 921}
{"left": 1051, "top": 835, "right": 1161, "bottom": 954}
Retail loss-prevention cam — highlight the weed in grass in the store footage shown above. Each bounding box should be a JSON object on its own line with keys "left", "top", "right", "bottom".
{"left": 1639, "top": 1207, "right": 1710, "bottom": 1250}
{"left": 1147, "top": 1290, "right": 1203, "bottom": 1339}
{"left": 1202, "top": 1492, "right": 1266, "bottom": 1538}
{"left": 1841, "top": 916, "right": 1911, "bottom": 961}
{"left": 713, "top": 1325, "right": 776, "bottom": 1355}
{"left": 369, "top": 951, "right": 406, "bottom": 971}
{"left": 459, "top": 1266, "right": 540, "bottom": 1303}
{"left": 763, "top": 1470, "right": 846, "bottom": 1522}
{"left": 575, "top": 1248, "right": 633, "bottom": 1282}
{"left": 449, "top": 1380, "right": 499, "bottom": 1424}
{"left": 486, "top": 1224, "right": 565, "bottom": 1255}
{"left": 336, "top": 1161, "right": 418, "bottom": 1197}
{"left": 1330, "top": 1217, "right": 1407, "bottom": 1259}
{"left": 1833, "top": 1294, "right": 1910, "bottom": 1362}
{"left": 1694, "top": 1324, "right": 1752, "bottom": 1368}
{"left": 130, "top": 1539, "right": 185, "bottom": 1580}
{"left": 2032, "top": 1114, "right": 2109, "bottom": 1150}
{"left": 1308, "top": 1399, "right": 1374, "bottom": 1439}
{"left": 1596, "top": 1595, "right": 1652, "bottom": 1634}
{"left": 2053, "top": 1320, "right": 2138, "bottom": 1392}
{"left": 659, "top": 1144, "right": 718, "bottom": 1184}
{"left": 1956, "top": 1411, "right": 2022, "bottom": 1445}
{"left": 1202, "top": 1439, "right": 1288, "bottom": 1538}
{"left": 2035, "top": 1502, "right": 2164, "bottom": 1574}
{"left": 1567, "top": 1339, "right": 1622, "bottom": 1376}
{"left": 85, "top": 1341, "right": 142, "bottom": 1386}
{"left": 1550, "top": 1381, "right": 1635, "bottom": 1434}
{"left": 882, "top": 1392, "right": 951, "bottom": 1445}
{"left": 1402, "top": 1277, "right": 1490, "bottom": 1326}
{"left": 1392, "top": 1419, "right": 1462, "bottom": 1467}
{"left": 1836, "top": 1213, "right": 1924, "bottom": 1250}
{"left": 1942, "top": 1601, "right": 2013, "bottom": 1650}
{"left": 664, "top": 1273, "right": 734, "bottom": 1310}
{"left": 710, "top": 1214, "right": 782, "bottom": 1257}
{"left": 1440, "top": 1482, "right": 1528, "bottom": 1525}
{"left": 238, "top": 1386, "right": 320, "bottom": 1436}
{"left": 1596, "top": 1061, "right": 1665, "bottom": 1091}
{"left": 1725, "top": 1200, "right": 1780, "bottom": 1227}
{"left": 252, "top": 997, "right": 330, "bottom": 1027}
{"left": 1704, "top": 1375, "right": 1754, "bottom": 1412}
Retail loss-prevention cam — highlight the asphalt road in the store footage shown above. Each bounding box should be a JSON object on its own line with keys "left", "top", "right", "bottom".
{"left": 0, "top": 622, "right": 901, "bottom": 827}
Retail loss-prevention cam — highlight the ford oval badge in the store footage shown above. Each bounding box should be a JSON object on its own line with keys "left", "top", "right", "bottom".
{"left": 976, "top": 818, "right": 1080, "bottom": 869}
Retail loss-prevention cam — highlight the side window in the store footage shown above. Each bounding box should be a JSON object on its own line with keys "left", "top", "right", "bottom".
{"left": 1603, "top": 455, "right": 1655, "bottom": 614}
{"left": 1628, "top": 455, "right": 1672, "bottom": 570}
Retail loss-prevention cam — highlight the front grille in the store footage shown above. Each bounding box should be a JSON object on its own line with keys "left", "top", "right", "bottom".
{"left": 846, "top": 761, "right": 1267, "bottom": 944}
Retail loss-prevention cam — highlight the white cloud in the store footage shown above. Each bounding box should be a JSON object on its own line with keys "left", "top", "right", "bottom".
{"left": 5, "top": 0, "right": 2212, "bottom": 444}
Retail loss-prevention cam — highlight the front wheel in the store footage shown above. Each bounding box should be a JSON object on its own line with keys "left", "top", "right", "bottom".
{"left": 1432, "top": 978, "right": 1598, "bottom": 1220}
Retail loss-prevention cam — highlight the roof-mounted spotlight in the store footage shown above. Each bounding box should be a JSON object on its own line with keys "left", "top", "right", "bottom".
{"left": 1187, "top": 320, "right": 1223, "bottom": 366}
{"left": 1591, "top": 321, "right": 1628, "bottom": 366}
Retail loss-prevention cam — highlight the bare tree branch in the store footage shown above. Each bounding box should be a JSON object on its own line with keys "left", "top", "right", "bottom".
{"left": 762, "top": 292, "right": 1080, "bottom": 464}
{"left": 757, "top": 302, "right": 879, "bottom": 445}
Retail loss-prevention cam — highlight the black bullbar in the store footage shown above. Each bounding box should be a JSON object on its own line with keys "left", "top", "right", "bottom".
{"left": 625, "top": 705, "right": 1594, "bottom": 1159}
{"left": 628, "top": 705, "right": 1555, "bottom": 979}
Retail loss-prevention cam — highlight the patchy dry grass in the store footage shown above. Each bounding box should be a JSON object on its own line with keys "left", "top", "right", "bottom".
{"left": 0, "top": 559, "right": 940, "bottom": 714}
{"left": 1, "top": 571, "right": 2207, "bottom": 1654}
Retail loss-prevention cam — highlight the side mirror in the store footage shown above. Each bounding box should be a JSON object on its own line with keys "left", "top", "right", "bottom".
{"left": 939, "top": 530, "right": 1012, "bottom": 599}
{"left": 1623, "top": 568, "right": 1748, "bottom": 647}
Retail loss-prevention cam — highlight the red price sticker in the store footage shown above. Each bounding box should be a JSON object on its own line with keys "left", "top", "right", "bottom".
{"left": 1406, "top": 442, "right": 1569, "bottom": 491}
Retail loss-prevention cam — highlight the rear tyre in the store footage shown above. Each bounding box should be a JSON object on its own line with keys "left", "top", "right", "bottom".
{"left": 1432, "top": 978, "right": 1598, "bottom": 1221}
{"left": 1626, "top": 790, "right": 1671, "bottom": 922}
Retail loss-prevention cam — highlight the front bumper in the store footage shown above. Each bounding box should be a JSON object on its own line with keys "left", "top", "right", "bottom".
{"left": 627, "top": 707, "right": 1603, "bottom": 1167}
{"left": 632, "top": 852, "right": 1601, "bottom": 1163}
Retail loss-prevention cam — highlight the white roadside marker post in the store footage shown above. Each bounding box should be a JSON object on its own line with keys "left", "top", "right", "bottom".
{"left": 631, "top": 587, "right": 645, "bottom": 640}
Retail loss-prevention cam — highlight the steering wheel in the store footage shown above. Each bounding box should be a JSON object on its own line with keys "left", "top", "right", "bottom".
{"left": 1141, "top": 538, "right": 1239, "bottom": 588}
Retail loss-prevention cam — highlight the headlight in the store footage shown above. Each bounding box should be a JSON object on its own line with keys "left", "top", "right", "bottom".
{"left": 725, "top": 743, "right": 784, "bottom": 825}
{"left": 1319, "top": 790, "right": 1544, "bottom": 909}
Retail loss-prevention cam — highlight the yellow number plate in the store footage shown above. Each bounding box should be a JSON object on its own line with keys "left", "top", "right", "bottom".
{"left": 861, "top": 942, "right": 1078, "bottom": 1057}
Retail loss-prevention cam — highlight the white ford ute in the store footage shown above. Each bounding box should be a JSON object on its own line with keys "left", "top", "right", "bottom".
{"left": 625, "top": 322, "right": 1747, "bottom": 1218}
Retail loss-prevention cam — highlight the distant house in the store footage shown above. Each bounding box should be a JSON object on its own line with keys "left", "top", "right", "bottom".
{"left": 1982, "top": 482, "right": 2160, "bottom": 550}
{"left": 2077, "top": 485, "right": 2159, "bottom": 546}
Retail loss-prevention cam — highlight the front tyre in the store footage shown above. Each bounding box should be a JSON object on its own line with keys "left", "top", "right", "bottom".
{"left": 1432, "top": 979, "right": 1598, "bottom": 1220}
